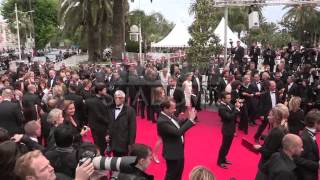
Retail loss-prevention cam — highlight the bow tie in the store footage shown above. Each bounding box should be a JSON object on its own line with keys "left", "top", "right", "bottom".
{"left": 271, "top": 91, "right": 276, "bottom": 94}
{"left": 170, "top": 87, "right": 175, "bottom": 90}
{"left": 256, "top": 82, "right": 260, "bottom": 84}
{"left": 115, "top": 107, "right": 121, "bottom": 110}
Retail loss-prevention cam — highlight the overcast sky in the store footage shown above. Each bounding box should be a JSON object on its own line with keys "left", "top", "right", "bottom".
{"left": 129, "top": 0, "right": 286, "bottom": 25}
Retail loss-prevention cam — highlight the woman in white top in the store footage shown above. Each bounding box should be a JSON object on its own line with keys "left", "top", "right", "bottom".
{"left": 159, "top": 67, "right": 170, "bottom": 94}
{"left": 183, "top": 73, "right": 193, "bottom": 108}
{"left": 224, "top": 74, "right": 235, "bottom": 93}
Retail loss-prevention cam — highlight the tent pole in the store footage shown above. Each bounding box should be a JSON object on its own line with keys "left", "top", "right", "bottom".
{"left": 224, "top": 7, "right": 228, "bottom": 65}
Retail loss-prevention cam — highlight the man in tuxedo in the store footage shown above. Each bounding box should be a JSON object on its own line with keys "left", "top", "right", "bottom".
{"left": 22, "top": 84, "right": 41, "bottom": 122}
{"left": 254, "top": 80, "right": 280, "bottom": 142}
{"left": 249, "top": 72, "right": 264, "bottom": 125}
{"left": 217, "top": 71, "right": 229, "bottom": 99}
{"left": 167, "top": 78, "right": 185, "bottom": 116}
{"left": 107, "top": 90, "right": 136, "bottom": 157}
{"left": 0, "top": 88, "right": 24, "bottom": 135}
{"left": 217, "top": 92, "right": 241, "bottom": 169}
{"left": 232, "top": 41, "right": 245, "bottom": 64}
{"left": 207, "top": 61, "right": 220, "bottom": 105}
{"left": 263, "top": 44, "right": 276, "bottom": 72}
{"left": 295, "top": 110, "right": 320, "bottom": 180}
{"left": 249, "top": 42, "right": 261, "bottom": 68}
{"left": 157, "top": 97, "right": 197, "bottom": 180}
{"left": 85, "top": 82, "right": 113, "bottom": 153}
{"left": 47, "top": 69, "right": 57, "bottom": 89}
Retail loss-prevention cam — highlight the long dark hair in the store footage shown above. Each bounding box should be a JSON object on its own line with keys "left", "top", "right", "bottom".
{"left": 0, "top": 141, "right": 21, "bottom": 180}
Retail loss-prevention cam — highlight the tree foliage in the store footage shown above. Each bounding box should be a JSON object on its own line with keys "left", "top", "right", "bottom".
{"left": 60, "top": 0, "right": 113, "bottom": 62}
{"left": 187, "top": 0, "right": 223, "bottom": 67}
{"left": 281, "top": 5, "right": 319, "bottom": 46}
{"left": 1, "top": 0, "right": 59, "bottom": 49}
{"left": 128, "top": 10, "right": 174, "bottom": 52}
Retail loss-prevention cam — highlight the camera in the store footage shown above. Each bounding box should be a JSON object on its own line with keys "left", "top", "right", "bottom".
{"left": 79, "top": 150, "right": 137, "bottom": 172}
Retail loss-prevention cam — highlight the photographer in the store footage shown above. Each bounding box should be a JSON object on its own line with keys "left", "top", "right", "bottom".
{"left": 117, "top": 144, "right": 154, "bottom": 180}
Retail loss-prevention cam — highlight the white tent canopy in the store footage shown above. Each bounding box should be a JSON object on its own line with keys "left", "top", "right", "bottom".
{"left": 151, "top": 21, "right": 191, "bottom": 48}
{"left": 151, "top": 18, "right": 246, "bottom": 48}
{"left": 214, "top": 17, "right": 247, "bottom": 48}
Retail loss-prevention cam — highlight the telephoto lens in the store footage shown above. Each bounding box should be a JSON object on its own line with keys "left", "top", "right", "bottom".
{"left": 92, "top": 156, "right": 137, "bottom": 173}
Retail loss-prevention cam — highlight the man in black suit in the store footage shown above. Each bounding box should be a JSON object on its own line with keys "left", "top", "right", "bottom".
{"left": 157, "top": 97, "right": 197, "bottom": 180}
{"left": 192, "top": 69, "right": 202, "bottom": 110}
{"left": 0, "top": 88, "right": 24, "bottom": 135}
{"left": 47, "top": 69, "right": 57, "bottom": 89}
{"left": 64, "top": 84, "right": 85, "bottom": 125}
{"left": 263, "top": 44, "right": 276, "bottom": 72}
{"left": 167, "top": 78, "right": 185, "bottom": 116}
{"left": 217, "top": 92, "right": 241, "bottom": 169}
{"left": 107, "top": 90, "right": 136, "bottom": 157}
{"left": 254, "top": 80, "right": 280, "bottom": 142}
{"left": 249, "top": 72, "right": 264, "bottom": 125}
{"left": 217, "top": 70, "right": 229, "bottom": 100}
{"left": 249, "top": 42, "right": 261, "bottom": 68}
{"left": 85, "top": 82, "right": 113, "bottom": 153}
{"left": 295, "top": 110, "right": 320, "bottom": 180}
{"left": 232, "top": 41, "right": 245, "bottom": 64}
{"left": 22, "top": 84, "right": 41, "bottom": 122}
{"left": 263, "top": 134, "right": 303, "bottom": 180}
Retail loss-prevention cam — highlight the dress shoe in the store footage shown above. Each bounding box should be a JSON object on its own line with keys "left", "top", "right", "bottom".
{"left": 225, "top": 160, "right": 232, "bottom": 165}
{"left": 218, "top": 163, "right": 228, "bottom": 169}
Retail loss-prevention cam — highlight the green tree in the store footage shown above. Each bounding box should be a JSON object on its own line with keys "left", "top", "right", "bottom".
{"left": 1, "top": 0, "right": 59, "bottom": 49}
{"left": 281, "top": 5, "right": 319, "bottom": 45}
{"left": 60, "top": 0, "right": 112, "bottom": 62}
{"left": 187, "top": 0, "right": 223, "bottom": 67}
{"left": 128, "top": 10, "right": 174, "bottom": 52}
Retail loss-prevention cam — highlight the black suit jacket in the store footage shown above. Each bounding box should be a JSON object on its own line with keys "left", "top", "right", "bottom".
{"left": 261, "top": 91, "right": 279, "bottom": 116}
{"left": 192, "top": 75, "right": 202, "bottom": 95}
{"left": 22, "top": 92, "right": 41, "bottom": 121}
{"left": 47, "top": 77, "right": 57, "bottom": 88}
{"left": 295, "top": 129, "right": 319, "bottom": 180}
{"left": 0, "top": 100, "right": 24, "bottom": 135}
{"left": 157, "top": 113, "right": 194, "bottom": 160}
{"left": 85, "top": 95, "right": 112, "bottom": 136}
{"left": 263, "top": 151, "right": 297, "bottom": 180}
{"left": 232, "top": 46, "right": 245, "bottom": 62}
{"left": 109, "top": 105, "right": 136, "bottom": 153}
{"left": 218, "top": 103, "right": 239, "bottom": 136}
{"left": 167, "top": 86, "right": 186, "bottom": 112}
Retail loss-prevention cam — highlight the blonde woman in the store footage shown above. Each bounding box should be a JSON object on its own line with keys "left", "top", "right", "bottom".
{"left": 254, "top": 104, "right": 289, "bottom": 180}
{"left": 46, "top": 108, "right": 64, "bottom": 149}
{"left": 288, "top": 96, "right": 304, "bottom": 134}
{"left": 189, "top": 166, "right": 216, "bottom": 180}
{"left": 182, "top": 73, "right": 193, "bottom": 109}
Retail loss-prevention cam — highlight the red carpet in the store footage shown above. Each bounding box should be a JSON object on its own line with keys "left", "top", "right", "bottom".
{"left": 136, "top": 110, "right": 261, "bottom": 180}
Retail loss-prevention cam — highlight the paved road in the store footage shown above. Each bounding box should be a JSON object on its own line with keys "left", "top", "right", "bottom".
{"left": 1, "top": 55, "right": 88, "bottom": 74}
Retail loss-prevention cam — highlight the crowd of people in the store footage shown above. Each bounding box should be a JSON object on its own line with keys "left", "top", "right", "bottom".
{"left": 0, "top": 39, "right": 320, "bottom": 180}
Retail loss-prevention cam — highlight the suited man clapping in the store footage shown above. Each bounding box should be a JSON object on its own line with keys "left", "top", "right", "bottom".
{"left": 157, "top": 97, "right": 197, "bottom": 180}
{"left": 217, "top": 91, "right": 241, "bottom": 169}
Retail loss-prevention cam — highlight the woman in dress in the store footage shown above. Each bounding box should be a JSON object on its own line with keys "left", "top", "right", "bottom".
{"left": 288, "top": 96, "right": 304, "bottom": 134}
{"left": 63, "top": 100, "right": 89, "bottom": 147}
{"left": 46, "top": 108, "right": 65, "bottom": 150}
{"left": 254, "top": 103, "right": 289, "bottom": 180}
{"left": 182, "top": 73, "right": 193, "bottom": 109}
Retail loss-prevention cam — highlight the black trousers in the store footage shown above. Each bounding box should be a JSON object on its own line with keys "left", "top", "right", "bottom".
{"left": 113, "top": 151, "right": 128, "bottom": 157}
{"left": 217, "top": 134, "right": 234, "bottom": 164}
{"left": 239, "top": 104, "right": 248, "bottom": 134}
{"left": 254, "top": 115, "right": 268, "bottom": 140}
{"left": 165, "top": 158, "right": 184, "bottom": 180}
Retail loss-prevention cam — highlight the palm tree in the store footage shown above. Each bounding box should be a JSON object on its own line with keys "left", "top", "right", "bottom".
{"left": 59, "top": 0, "right": 112, "bottom": 62}
{"left": 283, "top": 5, "right": 319, "bottom": 44}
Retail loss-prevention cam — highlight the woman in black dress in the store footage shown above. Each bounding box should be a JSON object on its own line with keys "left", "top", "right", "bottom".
{"left": 254, "top": 103, "right": 289, "bottom": 180}
{"left": 288, "top": 96, "right": 305, "bottom": 134}
{"left": 63, "top": 100, "right": 89, "bottom": 147}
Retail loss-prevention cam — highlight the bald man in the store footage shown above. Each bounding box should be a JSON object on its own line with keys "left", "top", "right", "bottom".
{"left": 264, "top": 134, "right": 303, "bottom": 180}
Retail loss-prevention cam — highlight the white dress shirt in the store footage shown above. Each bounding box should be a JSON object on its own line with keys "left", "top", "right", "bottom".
{"left": 161, "top": 112, "right": 184, "bottom": 143}
{"left": 270, "top": 91, "right": 276, "bottom": 108}
{"left": 115, "top": 104, "right": 124, "bottom": 120}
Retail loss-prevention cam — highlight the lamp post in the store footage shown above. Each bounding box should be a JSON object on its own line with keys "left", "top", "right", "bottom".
{"left": 15, "top": 3, "right": 22, "bottom": 61}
